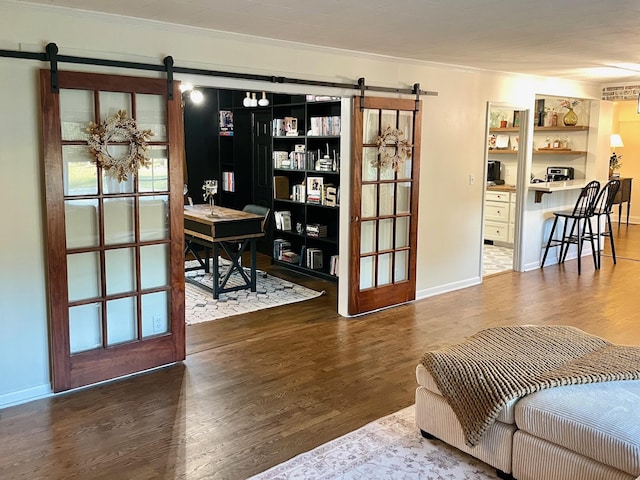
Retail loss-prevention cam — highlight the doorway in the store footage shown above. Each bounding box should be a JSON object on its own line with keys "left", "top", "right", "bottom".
{"left": 483, "top": 103, "right": 527, "bottom": 276}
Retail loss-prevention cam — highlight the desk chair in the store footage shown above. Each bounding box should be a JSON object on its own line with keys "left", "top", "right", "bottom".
{"left": 241, "top": 204, "right": 270, "bottom": 278}
{"left": 541, "top": 180, "right": 600, "bottom": 275}
{"left": 591, "top": 179, "right": 620, "bottom": 269}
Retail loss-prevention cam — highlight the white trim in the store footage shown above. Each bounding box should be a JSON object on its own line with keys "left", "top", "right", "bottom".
{"left": 416, "top": 276, "right": 482, "bottom": 301}
{"left": 0, "top": 383, "right": 52, "bottom": 410}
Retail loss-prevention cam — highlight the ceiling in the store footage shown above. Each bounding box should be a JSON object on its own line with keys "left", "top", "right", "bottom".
{"left": 20, "top": 0, "right": 640, "bottom": 84}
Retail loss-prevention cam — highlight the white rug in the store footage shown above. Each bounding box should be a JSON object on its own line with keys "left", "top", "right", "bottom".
{"left": 249, "top": 405, "right": 500, "bottom": 479}
{"left": 185, "top": 259, "right": 324, "bottom": 325}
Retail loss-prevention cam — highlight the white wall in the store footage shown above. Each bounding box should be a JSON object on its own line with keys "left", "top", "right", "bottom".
{"left": 0, "top": 1, "right": 606, "bottom": 407}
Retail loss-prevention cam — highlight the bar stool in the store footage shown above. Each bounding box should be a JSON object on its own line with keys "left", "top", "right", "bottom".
{"left": 590, "top": 179, "right": 620, "bottom": 268}
{"left": 541, "top": 180, "right": 600, "bottom": 274}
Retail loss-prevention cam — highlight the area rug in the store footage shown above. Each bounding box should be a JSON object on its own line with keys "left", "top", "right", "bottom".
{"left": 185, "top": 259, "right": 324, "bottom": 325}
{"left": 249, "top": 405, "right": 500, "bottom": 479}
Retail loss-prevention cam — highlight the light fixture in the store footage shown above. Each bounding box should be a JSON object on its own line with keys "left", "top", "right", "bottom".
{"left": 189, "top": 89, "right": 204, "bottom": 105}
{"left": 180, "top": 83, "right": 204, "bottom": 105}
{"left": 610, "top": 133, "right": 624, "bottom": 149}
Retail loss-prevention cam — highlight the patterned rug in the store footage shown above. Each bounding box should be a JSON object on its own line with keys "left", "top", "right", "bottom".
{"left": 249, "top": 405, "right": 500, "bottom": 479}
{"left": 185, "top": 259, "right": 324, "bottom": 325}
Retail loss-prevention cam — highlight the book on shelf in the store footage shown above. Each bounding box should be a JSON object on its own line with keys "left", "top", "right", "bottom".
{"left": 308, "top": 116, "right": 341, "bottom": 136}
{"left": 306, "top": 176, "right": 323, "bottom": 204}
{"left": 281, "top": 251, "right": 300, "bottom": 264}
{"left": 273, "top": 151, "right": 288, "bottom": 168}
{"left": 273, "top": 118, "right": 285, "bottom": 137}
{"left": 291, "top": 183, "right": 306, "bottom": 203}
{"left": 329, "top": 255, "right": 339, "bottom": 276}
{"left": 306, "top": 247, "right": 323, "bottom": 270}
{"left": 273, "top": 176, "right": 289, "bottom": 199}
{"left": 288, "top": 151, "right": 306, "bottom": 169}
{"left": 273, "top": 239, "right": 291, "bottom": 260}
{"left": 306, "top": 223, "right": 327, "bottom": 238}
{"left": 219, "top": 110, "right": 233, "bottom": 135}
{"left": 222, "top": 171, "right": 235, "bottom": 192}
{"left": 274, "top": 211, "right": 292, "bottom": 231}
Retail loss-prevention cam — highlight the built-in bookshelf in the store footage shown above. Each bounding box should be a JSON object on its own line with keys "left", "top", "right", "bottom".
{"left": 271, "top": 95, "right": 341, "bottom": 281}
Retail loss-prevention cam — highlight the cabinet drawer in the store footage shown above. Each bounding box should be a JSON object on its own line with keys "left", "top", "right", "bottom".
{"left": 484, "top": 221, "right": 509, "bottom": 242}
{"left": 485, "top": 201, "right": 510, "bottom": 222}
{"left": 486, "top": 191, "right": 510, "bottom": 203}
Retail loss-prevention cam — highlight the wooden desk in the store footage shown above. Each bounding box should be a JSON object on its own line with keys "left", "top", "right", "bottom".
{"left": 612, "top": 177, "right": 632, "bottom": 226}
{"left": 184, "top": 205, "right": 264, "bottom": 299}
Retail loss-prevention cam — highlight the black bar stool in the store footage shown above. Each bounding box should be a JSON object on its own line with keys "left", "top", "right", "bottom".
{"left": 590, "top": 179, "right": 621, "bottom": 268}
{"left": 541, "top": 180, "right": 600, "bottom": 274}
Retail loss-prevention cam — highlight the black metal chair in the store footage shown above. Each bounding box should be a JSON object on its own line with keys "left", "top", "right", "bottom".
{"left": 541, "top": 180, "right": 600, "bottom": 274}
{"left": 590, "top": 179, "right": 620, "bottom": 269}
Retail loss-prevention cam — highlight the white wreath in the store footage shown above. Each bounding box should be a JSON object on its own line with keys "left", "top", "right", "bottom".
{"left": 87, "top": 110, "right": 154, "bottom": 182}
{"left": 373, "top": 125, "right": 412, "bottom": 172}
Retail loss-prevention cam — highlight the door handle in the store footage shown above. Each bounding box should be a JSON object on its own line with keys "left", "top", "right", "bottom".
{"left": 352, "top": 216, "right": 360, "bottom": 223}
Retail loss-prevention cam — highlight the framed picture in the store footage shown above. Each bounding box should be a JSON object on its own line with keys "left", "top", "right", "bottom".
{"left": 513, "top": 111, "right": 521, "bottom": 127}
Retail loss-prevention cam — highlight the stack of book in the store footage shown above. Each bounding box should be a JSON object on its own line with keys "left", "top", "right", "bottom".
{"left": 306, "top": 223, "right": 327, "bottom": 238}
{"left": 273, "top": 151, "right": 289, "bottom": 168}
{"left": 281, "top": 251, "right": 300, "bottom": 264}
{"left": 306, "top": 176, "right": 323, "bottom": 204}
{"left": 273, "top": 239, "right": 291, "bottom": 260}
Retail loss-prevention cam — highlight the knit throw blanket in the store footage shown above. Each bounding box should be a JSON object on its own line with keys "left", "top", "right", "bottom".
{"left": 421, "top": 325, "right": 640, "bottom": 447}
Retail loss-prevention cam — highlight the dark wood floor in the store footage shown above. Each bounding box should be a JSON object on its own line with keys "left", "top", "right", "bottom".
{"left": 2, "top": 224, "right": 640, "bottom": 480}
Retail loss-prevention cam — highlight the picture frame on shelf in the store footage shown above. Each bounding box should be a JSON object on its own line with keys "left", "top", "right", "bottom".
{"left": 513, "top": 111, "right": 521, "bottom": 128}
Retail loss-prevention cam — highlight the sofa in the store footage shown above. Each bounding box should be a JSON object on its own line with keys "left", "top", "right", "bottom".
{"left": 415, "top": 326, "right": 640, "bottom": 480}
{"left": 416, "top": 364, "right": 640, "bottom": 480}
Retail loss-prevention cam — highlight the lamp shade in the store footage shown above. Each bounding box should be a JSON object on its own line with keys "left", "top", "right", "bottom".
{"left": 610, "top": 134, "right": 624, "bottom": 148}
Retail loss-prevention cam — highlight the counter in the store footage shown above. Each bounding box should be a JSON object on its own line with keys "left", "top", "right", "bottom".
{"left": 529, "top": 179, "right": 588, "bottom": 203}
{"left": 487, "top": 184, "right": 516, "bottom": 193}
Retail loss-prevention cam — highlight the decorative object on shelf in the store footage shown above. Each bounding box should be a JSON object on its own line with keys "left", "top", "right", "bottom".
{"left": 243, "top": 91, "right": 264, "bottom": 107}
{"left": 609, "top": 133, "right": 624, "bottom": 177}
{"left": 559, "top": 98, "right": 581, "bottom": 126}
{"left": 373, "top": 125, "right": 412, "bottom": 172}
{"left": 243, "top": 92, "right": 252, "bottom": 107}
{"left": 86, "top": 110, "right": 154, "bottom": 182}
{"left": 202, "top": 179, "right": 218, "bottom": 217}
{"left": 258, "top": 91, "right": 270, "bottom": 107}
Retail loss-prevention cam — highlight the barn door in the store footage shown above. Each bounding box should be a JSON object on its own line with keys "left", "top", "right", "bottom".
{"left": 349, "top": 96, "right": 422, "bottom": 315}
{"left": 40, "top": 69, "right": 185, "bottom": 392}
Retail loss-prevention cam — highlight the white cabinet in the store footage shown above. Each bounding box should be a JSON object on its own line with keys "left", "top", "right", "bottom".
{"left": 484, "top": 190, "right": 516, "bottom": 246}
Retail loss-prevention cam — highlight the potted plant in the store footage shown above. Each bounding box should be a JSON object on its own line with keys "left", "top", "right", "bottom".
{"left": 609, "top": 152, "right": 623, "bottom": 178}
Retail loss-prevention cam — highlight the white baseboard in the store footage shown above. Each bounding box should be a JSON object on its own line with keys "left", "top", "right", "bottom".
{"left": 416, "top": 276, "right": 481, "bottom": 300}
{"left": 0, "top": 383, "right": 52, "bottom": 410}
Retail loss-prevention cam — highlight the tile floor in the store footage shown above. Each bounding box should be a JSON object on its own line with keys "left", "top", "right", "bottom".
{"left": 483, "top": 243, "right": 513, "bottom": 276}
